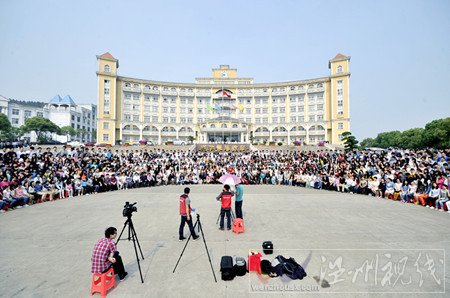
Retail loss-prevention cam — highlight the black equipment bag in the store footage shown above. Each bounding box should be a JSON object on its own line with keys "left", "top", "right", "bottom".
{"left": 262, "top": 241, "right": 273, "bottom": 254}
{"left": 220, "top": 256, "right": 235, "bottom": 280}
{"left": 233, "top": 256, "right": 247, "bottom": 276}
{"left": 275, "top": 255, "right": 307, "bottom": 280}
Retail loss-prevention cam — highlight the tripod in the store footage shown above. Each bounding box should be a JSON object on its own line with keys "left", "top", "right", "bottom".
{"left": 216, "top": 207, "right": 235, "bottom": 225}
{"left": 173, "top": 214, "right": 217, "bottom": 282}
{"left": 116, "top": 215, "right": 145, "bottom": 283}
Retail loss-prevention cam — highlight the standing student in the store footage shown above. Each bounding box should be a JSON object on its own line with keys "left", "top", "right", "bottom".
{"left": 178, "top": 187, "right": 199, "bottom": 241}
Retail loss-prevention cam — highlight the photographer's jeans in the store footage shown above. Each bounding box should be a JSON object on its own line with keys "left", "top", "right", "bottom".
{"left": 220, "top": 208, "right": 231, "bottom": 229}
{"left": 235, "top": 201, "right": 243, "bottom": 219}
{"left": 179, "top": 215, "right": 196, "bottom": 239}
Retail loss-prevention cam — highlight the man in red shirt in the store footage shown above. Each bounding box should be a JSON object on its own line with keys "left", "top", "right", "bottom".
{"left": 91, "top": 227, "right": 128, "bottom": 280}
{"left": 216, "top": 184, "right": 234, "bottom": 230}
{"left": 179, "top": 187, "right": 199, "bottom": 241}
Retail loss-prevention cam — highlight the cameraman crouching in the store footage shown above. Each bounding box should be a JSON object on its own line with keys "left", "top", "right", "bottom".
{"left": 91, "top": 227, "right": 128, "bottom": 281}
{"left": 216, "top": 184, "right": 234, "bottom": 230}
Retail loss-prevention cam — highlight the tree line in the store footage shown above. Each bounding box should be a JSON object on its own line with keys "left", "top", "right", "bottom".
{"left": 0, "top": 114, "right": 94, "bottom": 143}
{"left": 354, "top": 117, "right": 450, "bottom": 150}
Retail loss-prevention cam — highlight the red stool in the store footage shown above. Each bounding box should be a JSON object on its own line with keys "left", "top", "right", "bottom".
{"left": 90, "top": 267, "right": 116, "bottom": 297}
{"left": 232, "top": 218, "right": 245, "bottom": 234}
{"left": 248, "top": 252, "right": 262, "bottom": 274}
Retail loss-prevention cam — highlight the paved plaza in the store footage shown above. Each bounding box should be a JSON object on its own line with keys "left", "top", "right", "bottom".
{"left": 0, "top": 185, "right": 449, "bottom": 297}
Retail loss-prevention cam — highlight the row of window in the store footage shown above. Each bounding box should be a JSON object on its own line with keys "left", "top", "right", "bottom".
{"left": 121, "top": 82, "right": 326, "bottom": 94}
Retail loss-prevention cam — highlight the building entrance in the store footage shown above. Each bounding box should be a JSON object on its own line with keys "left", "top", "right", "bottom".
{"left": 207, "top": 133, "right": 240, "bottom": 143}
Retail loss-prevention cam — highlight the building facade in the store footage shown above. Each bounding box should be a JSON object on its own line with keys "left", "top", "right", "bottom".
{"left": 46, "top": 95, "right": 97, "bottom": 143}
{"left": 96, "top": 52, "right": 351, "bottom": 145}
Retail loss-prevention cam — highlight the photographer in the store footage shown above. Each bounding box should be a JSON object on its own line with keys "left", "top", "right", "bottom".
{"left": 91, "top": 227, "right": 128, "bottom": 281}
{"left": 216, "top": 184, "right": 234, "bottom": 230}
{"left": 179, "top": 187, "right": 199, "bottom": 241}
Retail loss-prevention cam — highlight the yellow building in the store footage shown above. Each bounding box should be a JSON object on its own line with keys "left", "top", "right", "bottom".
{"left": 96, "top": 52, "right": 350, "bottom": 145}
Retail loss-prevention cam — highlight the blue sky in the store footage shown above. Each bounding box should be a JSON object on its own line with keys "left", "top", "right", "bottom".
{"left": 0, "top": 0, "right": 449, "bottom": 141}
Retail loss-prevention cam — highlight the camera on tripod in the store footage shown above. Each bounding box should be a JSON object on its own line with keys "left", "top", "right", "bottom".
{"left": 123, "top": 201, "right": 137, "bottom": 217}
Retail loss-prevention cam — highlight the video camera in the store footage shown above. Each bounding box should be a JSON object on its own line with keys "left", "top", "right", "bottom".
{"left": 123, "top": 201, "right": 137, "bottom": 217}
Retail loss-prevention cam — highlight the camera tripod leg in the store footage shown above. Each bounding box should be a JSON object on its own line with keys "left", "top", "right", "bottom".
{"left": 173, "top": 215, "right": 217, "bottom": 282}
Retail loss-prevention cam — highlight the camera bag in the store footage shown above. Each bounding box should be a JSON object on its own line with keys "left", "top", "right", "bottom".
{"left": 233, "top": 256, "right": 247, "bottom": 276}
{"left": 262, "top": 241, "right": 273, "bottom": 254}
{"left": 220, "top": 256, "right": 235, "bottom": 281}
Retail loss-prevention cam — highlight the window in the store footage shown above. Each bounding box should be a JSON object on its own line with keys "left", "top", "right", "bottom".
{"left": 125, "top": 93, "right": 131, "bottom": 99}
{"left": 71, "top": 115, "right": 75, "bottom": 121}
{"left": 290, "top": 116, "right": 296, "bottom": 122}
{"left": 170, "top": 117, "right": 176, "bottom": 123}
{"left": 37, "top": 112, "right": 44, "bottom": 117}
{"left": 337, "top": 65, "right": 343, "bottom": 73}
{"left": 279, "top": 117, "right": 285, "bottom": 123}
{"left": 103, "top": 122, "right": 109, "bottom": 129}
{"left": 104, "top": 65, "right": 110, "bottom": 72}
{"left": 170, "top": 107, "right": 176, "bottom": 113}
{"left": 124, "top": 114, "right": 131, "bottom": 121}
{"left": 317, "top": 104, "right": 323, "bottom": 111}
{"left": 133, "top": 115, "right": 139, "bottom": 121}
{"left": 255, "top": 108, "right": 261, "bottom": 114}
{"left": 12, "top": 109, "right": 19, "bottom": 115}
{"left": 338, "top": 122, "right": 344, "bottom": 130}
{"left": 338, "top": 134, "right": 343, "bottom": 141}
{"left": 24, "top": 110, "right": 32, "bottom": 119}
{"left": 262, "top": 108, "right": 268, "bottom": 114}
{"left": 12, "top": 118, "right": 19, "bottom": 124}
{"left": 298, "top": 106, "right": 304, "bottom": 112}
{"left": 103, "top": 134, "right": 109, "bottom": 141}
{"left": 272, "top": 107, "right": 277, "bottom": 113}
{"left": 245, "top": 108, "right": 251, "bottom": 114}
{"left": 309, "top": 115, "right": 315, "bottom": 122}
{"left": 317, "top": 115, "right": 324, "bottom": 121}
{"left": 279, "top": 107, "right": 285, "bottom": 113}
{"left": 337, "top": 89, "right": 343, "bottom": 96}
{"left": 337, "top": 80, "right": 343, "bottom": 87}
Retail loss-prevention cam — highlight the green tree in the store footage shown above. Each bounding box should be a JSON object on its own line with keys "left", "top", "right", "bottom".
{"left": 360, "top": 137, "right": 375, "bottom": 148}
{"left": 342, "top": 131, "right": 359, "bottom": 152}
{"left": 20, "top": 117, "right": 61, "bottom": 140}
{"left": 398, "top": 128, "right": 424, "bottom": 149}
{"left": 422, "top": 118, "right": 450, "bottom": 149}
{"left": 0, "top": 113, "right": 12, "bottom": 140}
{"left": 374, "top": 131, "right": 402, "bottom": 148}
{"left": 60, "top": 125, "right": 77, "bottom": 141}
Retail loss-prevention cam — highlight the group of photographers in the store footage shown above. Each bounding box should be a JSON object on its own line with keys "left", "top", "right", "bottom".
{"left": 91, "top": 182, "right": 244, "bottom": 281}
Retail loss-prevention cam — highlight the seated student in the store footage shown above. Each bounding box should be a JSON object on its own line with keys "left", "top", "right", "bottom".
{"left": 416, "top": 180, "right": 431, "bottom": 206}
{"left": 426, "top": 183, "right": 440, "bottom": 208}
{"left": 435, "top": 185, "right": 449, "bottom": 211}
{"left": 385, "top": 178, "right": 395, "bottom": 199}
{"left": 12, "top": 184, "right": 30, "bottom": 206}
{"left": 2, "top": 185, "right": 21, "bottom": 209}
{"left": 407, "top": 181, "right": 418, "bottom": 204}
{"left": 393, "top": 179, "right": 402, "bottom": 200}
{"left": 0, "top": 193, "right": 9, "bottom": 212}
{"left": 400, "top": 181, "right": 409, "bottom": 203}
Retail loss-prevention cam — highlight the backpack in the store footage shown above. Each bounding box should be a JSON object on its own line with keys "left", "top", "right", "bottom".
{"left": 275, "top": 255, "right": 307, "bottom": 280}
{"left": 220, "top": 256, "right": 235, "bottom": 281}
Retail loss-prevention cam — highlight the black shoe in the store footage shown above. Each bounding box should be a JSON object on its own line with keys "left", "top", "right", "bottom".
{"left": 227, "top": 227, "right": 231, "bottom": 230}
{"left": 219, "top": 227, "right": 224, "bottom": 231}
{"left": 179, "top": 237, "right": 186, "bottom": 241}
{"left": 119, "top": 272, "right": 128, "bottom": 281}
{"left": 192, "top": 235, "right": 199, "bottom": 241}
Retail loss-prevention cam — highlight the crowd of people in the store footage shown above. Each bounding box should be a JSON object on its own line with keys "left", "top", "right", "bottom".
{"left": 0, "top": 145, "right": 449, "bottom": 213}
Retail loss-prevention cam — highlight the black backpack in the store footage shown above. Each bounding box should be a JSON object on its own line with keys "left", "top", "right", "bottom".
{"left": 276, "top": 255, "right": 307, "bottom": 280}
{"left": 220, "top": 256, "right": 235, "bottom": 281}
{"left": 260, "top": 260, "right": 283, "bottom": 277}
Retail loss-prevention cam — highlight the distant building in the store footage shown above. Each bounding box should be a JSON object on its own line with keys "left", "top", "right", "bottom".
{"left": 96, "top": 52, "right": 351, "bottom": 145}
{"left": 0, "top": 94, "right": 96, "bottom": 143}
{"left": 46, "top": 95, "right": 97, "bottom": 143}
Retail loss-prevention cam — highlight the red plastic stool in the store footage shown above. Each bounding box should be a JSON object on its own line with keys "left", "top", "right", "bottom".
{"left": 90, "top": 267, "right": 116, "bottom": 297}
{"left": 232, "top": 218, "right": 245, "bottom": 234}
{"left": 248, "top": 252, "right": 262, "bottom": 274}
